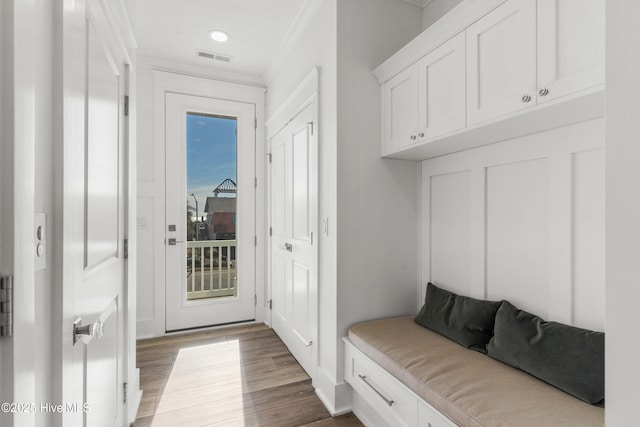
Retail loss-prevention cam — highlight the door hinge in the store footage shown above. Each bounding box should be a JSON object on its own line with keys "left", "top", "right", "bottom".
{"left": 254, "top": 295, "right": 257, "bottom": 306}
{"left": 255, "top": 177, "right": 257, "bottom": 188}
{"left": 267, "top": 153, "right": 272, "bottom": 164}
{"left": 269, "top": 227, "right": 272, "bottom": 237}
{"left": 254, "top": 236, "right": 257, "bottom": 247}
{"left": 123, "top": 382, "right": 128, "bottom": 404}
{"left": 255, "top": 117, "right": 257, "bottom": 129}
{"left": 0, "top": 275, "right": 13, "bottom": 337}
{"left": 123, "top": 239, "right": 129, "bottom": 259}
{"left": 268, "top": 299, "right": 272, "bottom": 310}
{"left": 124, "top": 95, "right": 129, "bottom": 117}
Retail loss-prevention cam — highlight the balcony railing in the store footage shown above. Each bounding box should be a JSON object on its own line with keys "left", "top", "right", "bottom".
{"left": 186, "top": 240, "right": 237, "bottom": 300}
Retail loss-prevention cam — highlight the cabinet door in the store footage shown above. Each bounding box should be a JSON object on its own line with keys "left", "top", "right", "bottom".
{"left": 537, "top": 0, "right": 605, "bottom": 104}
{"left": 417, "top": 32, "right": 466, "bottom": 140}
{"left": 466, "top": 0, "right": 536, "bottom": 125}
{"left": 382, "top": 64, "right": 419, "bottom": 154}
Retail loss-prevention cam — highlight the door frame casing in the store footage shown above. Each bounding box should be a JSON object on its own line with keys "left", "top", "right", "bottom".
{"left": 265, "top": 67, "right": 319, "bottom": 376}
{"left": 150, "top": 71, "right": 266, "bottom": 337}
{"left": 164, "top": 93, "right": 257, "bottom": 331}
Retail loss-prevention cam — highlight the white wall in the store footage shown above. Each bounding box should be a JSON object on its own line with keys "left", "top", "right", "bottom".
{"left": 421, "top": 119, "right": 605, "bottom": 331}
{"left": 606, "top": 1, "right": 640, "bottom": 424}
{"left": 32, "top": 0, "right": 54, "bottom": 424}
{"left": 422, "top": 0, "right": 462, "bottom": 30}
{"left": 336, "top": 0, "right": 422, "bottom": 382}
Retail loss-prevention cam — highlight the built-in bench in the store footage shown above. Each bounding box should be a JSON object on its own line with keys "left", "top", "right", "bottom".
{"left": 344, "top": 316, "right": 604, "bottom": 427}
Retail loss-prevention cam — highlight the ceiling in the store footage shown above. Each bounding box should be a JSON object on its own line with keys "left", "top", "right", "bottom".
{"left": 135, "top": 0, "right": 308, "bottom": 78}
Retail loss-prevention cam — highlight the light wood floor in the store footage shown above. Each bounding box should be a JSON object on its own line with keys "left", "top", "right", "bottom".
{"left": 134, "top": 323, "right": 363, "bottom": 427}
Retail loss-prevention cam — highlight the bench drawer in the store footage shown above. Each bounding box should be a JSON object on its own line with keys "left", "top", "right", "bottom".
{"left": 418, "top": 400, "right": 456, "bottom": 427}
{"left": 346, "top": 342, "right": 418, "bottom": 427}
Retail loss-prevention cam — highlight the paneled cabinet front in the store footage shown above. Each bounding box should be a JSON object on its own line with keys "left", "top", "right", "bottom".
{"left": 382, "top": 33, "right": 466, "bottom": 155}
{"left": 382, "top": 64, "right": 419, "bottom": 154}
{"left": 536, "top": 0, "right": 605, "bottom": 104}
{"left": 466, "top": 0, "right": 537, "bottom": 125}
{"left": 417, "top": 32, "right": 466, "bottom": 142}
{"left": 377, "top": 0, "right": 605, "bottom": 160}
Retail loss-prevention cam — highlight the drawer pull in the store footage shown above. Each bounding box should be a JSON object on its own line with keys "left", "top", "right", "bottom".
{"left": 358, "top": 374, "right": 394, "bottom": 407}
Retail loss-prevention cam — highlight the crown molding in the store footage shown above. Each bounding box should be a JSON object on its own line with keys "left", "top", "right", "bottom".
{"left": 262, "top": 0, "right": 324, "bottom": 80}
{"left": 399, "top": 0, "right": 433, "bottom": 7}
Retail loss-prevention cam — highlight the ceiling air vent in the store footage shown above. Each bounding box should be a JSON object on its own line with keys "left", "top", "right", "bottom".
{"left": 196, "top": 50, "right": 233, "bottom": 63}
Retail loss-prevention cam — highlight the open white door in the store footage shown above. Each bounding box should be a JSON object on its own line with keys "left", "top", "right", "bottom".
{"left": 58, "top": 0, "right": 131, "bottom": 425}
{"left": 269, "top": 100, "right": 318, "bottom": 377}
{"left": 165, "top": 93, "right": 257, "bottom": 331}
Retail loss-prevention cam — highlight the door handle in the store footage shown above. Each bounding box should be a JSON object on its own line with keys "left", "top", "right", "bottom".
{"left": 72, "top": 300, "right": 116, "bottom": 345}
{"left": 284, "top": 243, "right": 293, "bottom": 252}
{"left": 167, "top": 238, "right": 185, "bottom": 246}
{"left": 73, "top": 317, "right": 104, "bottom": 345}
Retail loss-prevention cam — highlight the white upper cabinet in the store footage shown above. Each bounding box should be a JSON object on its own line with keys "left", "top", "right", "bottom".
{"left": 382, "top": 64, "right": 419, "bottom": 153}
{"left": 374, "top": 0, "right": 605, "bottom": 160}
{"left": 466, "top": 0, "right": 537, "bottom": 125}
{"left": 537, "top": 0, "right": 605, "bottom": 104}
{"left": 382, "top": 33, "right": 466, "bottom": 155}
{"left": 418, "top": 32, "right": 466, "bottom": 141}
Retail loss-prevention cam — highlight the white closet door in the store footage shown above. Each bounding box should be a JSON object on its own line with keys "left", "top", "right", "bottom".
{"left": 466, "top": 0, "right": 536, "bottom": 125}
{"left": 270, "top": 101, "right": 318, "bottom": 378}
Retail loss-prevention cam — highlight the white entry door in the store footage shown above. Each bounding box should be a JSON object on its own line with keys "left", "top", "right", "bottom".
{"left": 60, "top": 1, "right": 129, "bottom": 425}
{"left": 269, "top": 101, "right": 318, "bottom": 377}
{"left": 165, "top": 93, "right": 256, "bottom": 331}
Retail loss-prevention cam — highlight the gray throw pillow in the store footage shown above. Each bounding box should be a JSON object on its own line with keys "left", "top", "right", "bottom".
{"left": 415, "top": 282, "right": 502, "bottom": 353}
{"left": 487, "top": 300, "right": 604, "bottom": 406}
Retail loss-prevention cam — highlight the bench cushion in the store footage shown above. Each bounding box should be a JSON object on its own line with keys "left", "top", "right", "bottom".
{"left": 348, "top": 316, "right": 604, "bottom": 427}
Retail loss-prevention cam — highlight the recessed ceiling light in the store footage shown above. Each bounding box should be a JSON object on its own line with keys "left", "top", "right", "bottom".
{"left": 209, "top": 30, "right": 229, "bottom": 42}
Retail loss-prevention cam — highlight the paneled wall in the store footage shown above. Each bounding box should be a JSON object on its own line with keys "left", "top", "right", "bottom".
{"left": 420, "top": 118, "right": 605, "bottom": 331}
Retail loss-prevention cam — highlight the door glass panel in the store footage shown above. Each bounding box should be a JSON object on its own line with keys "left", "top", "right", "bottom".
{"left": 186, "top": 112, "right": 238, "bottom": 301}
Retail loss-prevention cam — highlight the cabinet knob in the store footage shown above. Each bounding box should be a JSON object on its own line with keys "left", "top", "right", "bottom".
{"left": 418, "top": 132, "right": 425, "bottom": 138}
{"left": 521, "top": 94, "right": 532, "bottom": 103}
{"left": 410, "top": 135, "right": 417, "bottom": 140}
{"left": 539, "top": 87, "right": 549, "bottom": 96}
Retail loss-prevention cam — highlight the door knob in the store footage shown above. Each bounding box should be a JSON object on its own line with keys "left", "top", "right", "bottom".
{"left": 73, "top": 317, "right": 104, "bottom": 345}
{"left": 521, "top": 94, "right": 532, "bottom": 103}
{"left": 284, "top": 243, "right": 293, "bottom": 252}
{"left": 539, "top": 87, "right": 549, "bottom": 96}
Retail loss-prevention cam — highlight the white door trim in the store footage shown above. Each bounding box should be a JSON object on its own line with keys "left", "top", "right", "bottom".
{"left": 266, "top": 67, "right": 319, "bottom": 376}
{"left": 3, "top": 1, "right": 38, "bottom": 425}
{"left": 151, "top": 71, "right": 266, "bottom": 337}
{"left": 265, "top": 67, "right": 320, "bottom": 330}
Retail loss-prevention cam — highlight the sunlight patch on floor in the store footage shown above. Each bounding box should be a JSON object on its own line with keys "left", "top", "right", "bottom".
{"left": 153, "top": 339, "right": 245, "bottom": 426}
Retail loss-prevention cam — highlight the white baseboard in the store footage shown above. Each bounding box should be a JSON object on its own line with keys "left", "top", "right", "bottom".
{"left": 127, "top": 368, "right": 143, "bottom": 424}
{"left": 137, "top": 318, "right": 156, "bottom": 339}
{"left": 315, "top": 367, "right": 353, "bottom": 415}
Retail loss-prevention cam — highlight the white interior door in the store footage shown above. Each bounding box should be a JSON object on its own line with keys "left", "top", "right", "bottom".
{"left": 269, "top": 101, "right": 318, "bottom": 377}
{"left": 61, "top": 1, "right": 128, "bottom": 425}
{"left": 165, "top": 93, "right": 256, "bottom": 332}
